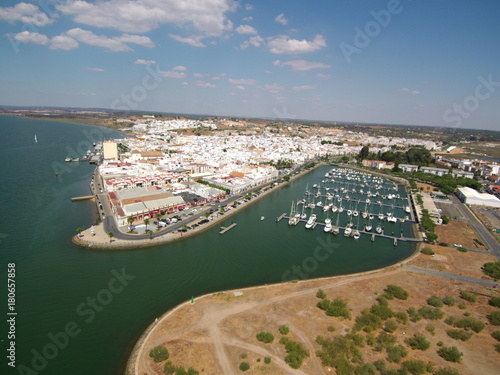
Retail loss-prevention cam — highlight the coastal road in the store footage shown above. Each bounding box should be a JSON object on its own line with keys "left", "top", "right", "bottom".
{"left": 449, "top": 194, "right": 500, "bottom": 259}
{"left": 403, "top": 265, "right": 498, "bottom": 288}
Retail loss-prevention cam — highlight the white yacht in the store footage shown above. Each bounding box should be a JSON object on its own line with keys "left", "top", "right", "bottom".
{"left": 305, "top": 214, "right": 317, "bottom": 229}
{"left": 324, "top": 219, "right": 332, "bottom": 233}
{"left": 344, "top": 227, "right": 352, "bottom": 237}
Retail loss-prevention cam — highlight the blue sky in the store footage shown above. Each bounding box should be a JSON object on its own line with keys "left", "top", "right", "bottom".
{"left": 1, "top": 0, "right": 499, "bottom": 131}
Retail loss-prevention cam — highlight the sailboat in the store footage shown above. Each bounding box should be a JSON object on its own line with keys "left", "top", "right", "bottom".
{"left": 34, "top": 134, "right": 37, "bottom": 143}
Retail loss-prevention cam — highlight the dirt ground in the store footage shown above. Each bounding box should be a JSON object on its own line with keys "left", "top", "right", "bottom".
{"left": 130, "top": 247, "right": 500, "bottom": 375}
{"left": 472, "top": 206, "right": 500, "bottom": 244}
{"left": 434, "top": 220, "right": 488, "bottom": 250}
{"left": 416, "top": 182, "right": 436, "bottom": 193}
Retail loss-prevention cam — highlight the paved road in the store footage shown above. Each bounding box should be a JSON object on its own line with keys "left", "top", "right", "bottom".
{"left": 403, "top": 265, "right": 498, "bottom": 288}
{"left": 449, "top": 194, "right": 500, "bottom": 259}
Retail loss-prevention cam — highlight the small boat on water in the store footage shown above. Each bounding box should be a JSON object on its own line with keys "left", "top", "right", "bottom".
{"left": 65, "top": 157, "right": 72, "bottom": 162}
{"left": 332, "top": 226, "right": 340, "bottom": 235}
{"left": 353, "top": 229, "right": 360, "bottom": 239}
{"left": 344, "top": 227, "right": 352, "bottom": 237}
{"left": 34, "top": 134, "right": 37, "bottom": 143}
{"left": 376, "top": 224, "right": 383, "bottom": 234}
{"left": 324, "top": 219, "right": 332, "bottom": 233}
{"left": 305, "top": 214, "right": 317, "bottom": 229}
{"left": 260, "top": 216, "right": 265, "bottom": 221}
{"left": 365, "top": 223, "right": 372, "bottom": 232}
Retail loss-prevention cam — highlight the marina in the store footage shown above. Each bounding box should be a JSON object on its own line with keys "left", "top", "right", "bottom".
{"left": 277, "top": 166, "right": 422, "bottom": 245}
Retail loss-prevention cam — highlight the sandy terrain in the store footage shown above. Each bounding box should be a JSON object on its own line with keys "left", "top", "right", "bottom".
{"left": 129, "top": 245, "right": 500, "bottom": 375}
{"left": 435, "top": 220, "right": 488, "bottom": 250}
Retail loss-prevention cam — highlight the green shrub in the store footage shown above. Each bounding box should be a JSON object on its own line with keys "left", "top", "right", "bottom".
{"left": 421, "top": 247, "right": 435, "bottom": 255}
{"left": 437, "top": 346, "right": 463, "bottom": 363}
{"left": 492, "top": 330, "right": 500, "bottom": 341}
{"left": 386, "top": 344, "right": 408, "bottom": 363}
{"left": 427, "top": 295, "right": 444, "bottom": 307}
{"left": 489, "top": 296, "right": 500, "bottom": 308}
{"left": 458, "top": 303, "right": 467, "bottom": 310}
{"left": 284, "top": 340, "right": 309, "bottom": 369}
{"left": 354, "top": 309, "right": 382, "bottom": 333}
{"left": 407, "top": 307, "right": 422, "bottom": 323}
{"left": 256, "top": 331, "right": 274, "bottom": 343}
{"left": 395, "top": 311, "right": 409, "bottom": 325}
{"left": 446, "top": 329, "right": 473, "bottom": 341}
{"left": 163, "top": 362, "right": 199, "bottom": 375}
{"left": 279, "top": 336, "right": 289, "bottom": 345}
{"left": 384, "top": 285, "right": 409, "bottom": 300}
{"left": 401, "top": 360, "right": 428, "bottom": 375}
{"left": 445, "top": 316, "right": 485, "bottom": 333}
{"left": 488, "top": 311, "right": 500, "bottom": 325}
{"left": 374, "top": 332, "right": 396, "bottom": 352}
{"left": 418, "top": 306, "right": 444, "bottom": 320}
{"left": 316, "top": 289, "right": 327, "bottom": 299}
{"left": 240, "top": 353, "right": 247, "bottom": 359}
{"left": 460, "top": 290, "right": 477, "bottom": 303}
{"left": 264, "top": 357, "right": 271, "bottom": 364}
{"left": 437, "top": 341, "right": 443, "bottom": 347}
{"left": 149, "top": 346, "right": 169, "bottom": 362}
{"left": 317, "top": 297, "right": 351, "bottom": 319}
{"left": 456, "top": 246, "right": 468, "bottom": 253}
{"left": 316, "top": 335, "right": 362, "bottom": 370}
{"left": 239, "top": 362, "right": 250, "bottom": 371}
{"left": 434, "top": 367, "right": 461, "bottom": 375}
{"left": 383, "top": 320, "right": 398, "bottom": 333}
{"left": 425, "top": 324, "right": 436, "bottom": 336}
{"left": 442, "top": 296, "right": 456, "bottom": 307}
{"left": 327, "top": 325, "right": 335, "bottom": 332}
{"left": 482, "top": 261, "right": 500, "bottom": 279}
{"left": 373, "top": 359, "right": 386, "bottom": 372}
{"left": 279, "top": 325, "right": 289, "bottom": 335}
{"left": 370, "top": 302, "right": 395, "bottom": 320}
{"left": 495, "top": 343, "right": 500, "bottom": 353}
{"left": 405, "top": 333, "right": 430, "bottom": 351}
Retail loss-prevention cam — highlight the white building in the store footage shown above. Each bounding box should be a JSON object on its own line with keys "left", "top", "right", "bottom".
{"left": 455, "top": 187, "right": 500, "bottom": 208}
{"left": 103, "top": 140, "right": 119, "bottom": 160}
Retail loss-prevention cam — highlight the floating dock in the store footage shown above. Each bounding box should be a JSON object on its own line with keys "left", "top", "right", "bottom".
{"left": 71, "top": 195, "right": 95, "bottom": 201}
{"left": 220, "top": 223, "right": 237, "bottom": 234}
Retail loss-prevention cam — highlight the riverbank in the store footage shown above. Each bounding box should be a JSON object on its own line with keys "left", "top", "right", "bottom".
{"left": 127, "top": 243, "right": 500, "bottom": 375}
{"left": 71, "top": 163, "right": 324, "bottom": 250}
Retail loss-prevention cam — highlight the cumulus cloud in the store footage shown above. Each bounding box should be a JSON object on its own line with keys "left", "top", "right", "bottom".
{"left": 275, "top": 13, "right": 288, "bottom": 25}
{"left": 13, "top": 31, "right": 49, "bottom": 45}
{"left": 0, "top": 2, "right": 55, "bottom": 27}
{"left": 87, "top": 67, "right": 104, "bottom": 72}
{"left": 228, "top": 78, "right": 256, "bottom": 85}
{"left": 236, "top": 24, "right": 257, "bottom": 35}
{"left": 49, "top": 34, "right": 79, "bottom": 50}
{"left": 119, "top": 33, "right": 155, "bottom": 48}
{"left": 267, "top": 34, "right": 326, "bottom": 54}
{"left": 234, "top": 85, "right": 245, "bottom": 90}
{"left": 273, "top": 59, "right": 331, "bottom": 71}
{"left": 240, "top": 35, "right": 263, "bottom": 49}
{"left": 169, "top": 34, "right": 205, "bottom": 47}
{"left": 57, "top": 0, "right": 234, "bottom": 39}
{"left": 160, "top": 68, "right": 186, "bottom": 79}
{"left": 397, "top": 88, "right": 420, "bottom": 94}
{"left": 196, "top": 81, "right": 216, "bottom": 88}
{"left": 134, "top": 59, "right": 156, "bottom": 65}
{"left": 262, "top": 83, "right": 285, "bottom": 94}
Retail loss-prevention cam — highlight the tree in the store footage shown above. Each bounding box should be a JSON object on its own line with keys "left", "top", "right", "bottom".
{"left": 149, "top": 346, "right": 169, "bottom": 362}
{"left": 127, "top": 216, "right": 134, "bottom": 227}
{"left": 239, "top": 362, "right": 250, "bottom": 371}
{"left": 144, "top": 218, "right": 150, "bottom": 230}
{"left": 358, "top": 146, "right": 370, "bottom": 160}
{"left": 107, "top": 231, "right": 113, "bottom": 243}
{"left": 76, "top": 227, "right": 83, "bottom": 237}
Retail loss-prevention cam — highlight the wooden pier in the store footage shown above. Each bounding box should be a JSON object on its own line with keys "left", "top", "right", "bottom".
{"left": 219, "top": 223, "right": 237, "bottom": 234}
{"left": 276, "top": 213, "right": 287, "bottom": 222}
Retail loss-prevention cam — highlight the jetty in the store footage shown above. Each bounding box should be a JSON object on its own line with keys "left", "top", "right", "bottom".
{"left": 71, "top": 195, "right": 95, "bottom": 201}
{"left": 220, "top": 223, "right": 237, "bottom": 234}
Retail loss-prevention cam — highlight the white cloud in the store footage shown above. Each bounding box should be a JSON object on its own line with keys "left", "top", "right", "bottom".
{"left": 134, "top": 59, "right": 157, "bottom": 66}
{"left": 242, "top": 16, "right": 253, "bottom": 22}
{"left": 245, "top": 4, "right": 254, "bottom": 11}
{"left": 316, "top": 73, "right": 331, "bottom": 79}
{"left": 236, "top": 24, "right": 257, "bottom": 35}
{"left": 119, "top": 34, "right": 155, "bottom": 48}
{"left": 87, "top": 67, "right": 104, "bottom": 72}
{"left": 273, "top": 59, "right": 331, "bottom": 71}
{"left": 196, "top": 81, "right": 216, "bottom": 88}
{"left": 228, "top": 78, "right": 256, "bottom": 85}
{"left": 412, "top": 90, "right": 420, "bottom": 94}
{"left": 160, "top": 69, "right": 186, "bottom": 79}
{"left": 275, "top": 13, "right": 288, "bottom": 25}
{"left": 292, "top": 85, "right": 317, "bottom": 91}
{"left": 13, "top": 31, "right": 49, "bottom": 45}
{"left": 267, "top": 34, "right": 326, "bottom": 54}
{"left": 49, "top": 34, "right": 79, "bottom": 50}
{"left": 397, "top": 88, "right": 420, "bottom": 94}
{"left": 57, "top": 0, "right": 234, "bottom": 37}
{"left": 240, "top": 35, "right": 263, "bottom": 49}
{"left": 65, "top": 28, "right": 131, "bottom": 51}
{"left": 173, "top": 65, "right": 187, "bottom": 71}
{"left": 169, "top": 34, "right": 205, "bottom": 47}
{"left": 193, "top": 73, "right": 206, "bottom": 78}
{"left": 0, "top": 2, "right": 55, "bottom": 27}
{"left": 234, "top": 85, "right": 245, "bottom": 90}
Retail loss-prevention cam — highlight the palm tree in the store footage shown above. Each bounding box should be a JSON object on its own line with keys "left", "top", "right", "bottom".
{"left": 144, "top": 218, "right": 150, "bottom": 230}
{"left": 127, "top": 216, "right": 134, "bottom": 227}
{"left": 107, "top": 231, "right": 113, "bottom": 243}
{"left": 76, "top": 228, "right": 83, "bottom": 237}
{"left": 155, "top": 213, "right": 162, "bottom": 222}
